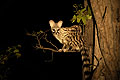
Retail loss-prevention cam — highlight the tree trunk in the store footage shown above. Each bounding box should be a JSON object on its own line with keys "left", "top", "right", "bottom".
{"left": 86, "top": 0, "right": 120, "bottom": 80}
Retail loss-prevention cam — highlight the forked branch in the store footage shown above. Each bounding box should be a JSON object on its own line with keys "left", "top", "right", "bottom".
{"left": 26, "top": 29, "right": 59, "bottom": 52}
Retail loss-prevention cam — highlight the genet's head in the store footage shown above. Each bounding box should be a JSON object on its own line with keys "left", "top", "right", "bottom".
{"left": 49, "top": 20, "right": 63, "bottom": 34}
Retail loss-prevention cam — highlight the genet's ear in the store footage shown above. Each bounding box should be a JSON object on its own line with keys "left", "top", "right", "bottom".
{"left": 49, "top": 20, "right": 55, "bottom": 28}
{"left": 57, "top": 20, "right": 63, "bottom": 28}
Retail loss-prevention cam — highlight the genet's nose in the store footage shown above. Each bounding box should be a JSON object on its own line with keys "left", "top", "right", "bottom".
{"left": 57, "top": 29, "right": 60, "bottom": 33}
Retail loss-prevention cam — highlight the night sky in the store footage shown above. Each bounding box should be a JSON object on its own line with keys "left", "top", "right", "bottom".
{"left": 0, "top": 0, "right": 83, "bottom": 80}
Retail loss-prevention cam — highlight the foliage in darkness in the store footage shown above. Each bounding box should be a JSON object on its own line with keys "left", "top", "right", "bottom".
{"left": 71, "top": 4, "right": 92, "bottom": 25}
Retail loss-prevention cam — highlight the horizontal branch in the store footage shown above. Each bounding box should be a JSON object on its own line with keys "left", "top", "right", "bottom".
{"left": 35, "top": 46, "right": 58, "bottom": 52}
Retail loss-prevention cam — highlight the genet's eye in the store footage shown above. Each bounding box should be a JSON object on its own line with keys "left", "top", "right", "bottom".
{"left": 52, "top": 29, "right": 55, "bottom": 33}
{"left": 57, "top": 29, "right": 60, "bottom": 33}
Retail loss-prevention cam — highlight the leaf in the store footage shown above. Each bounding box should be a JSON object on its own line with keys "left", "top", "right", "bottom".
{"left": 86, "top": 15, "right": 92, "bottom": 19}
{"left": 80, "top": 8, "right": 86, "bottom": 14}
{"left": 37, "top": 32, "right": 40, "bottom": 34}
{"left": 77, "top": 17, "right": 80, "bottom": 23}
{"left": 15, "top": 53, "right": 21, "bottom": 58}
{"left": 32, "top": 33, "right": 36, "bottom": 36}
{"left": 71, "top": 15, "right": 77, "bottom": 23}
{"left": 32, "top": 31, "right": 36, "bottom": 36}
{"left": 40, "top": 30, "right": 43, "bottom": 33}
{"left": 76, "top": 10, "right": 81, "bottom": 14}
{"left": 17, "top": 44, "right": 21, "bottom": 48}
{"left": 73, "top": 4, "right": 77, "bottom": 8}
{"left": 88, "top": 6, "right": 92, "bottom": 15}
{"left": 78, "top": 4, "right": 82, "bottom": 8}
{"left": 3, "top": 56, "right": 8, "bottom": 61}
{"left": 13, "top": 49, "right": 19, "bottom": 53}
{"left": 7, "top": 47, "right": 12, "bottom": 52}
{"left": 77, "top": 15, "right": 82, "bottom": 23}
{"left": 73, "top": 10, "right": 76, "bottom": 13}
{"left": 1, "top": 61, "right": 5, "bottom": 64}
{"left": 82, "top": 16, "right": 86, "bottom": 25}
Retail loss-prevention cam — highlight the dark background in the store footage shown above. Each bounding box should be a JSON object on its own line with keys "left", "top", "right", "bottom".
{"left": 0, "top": 0, "right": 84, "bottom": 80}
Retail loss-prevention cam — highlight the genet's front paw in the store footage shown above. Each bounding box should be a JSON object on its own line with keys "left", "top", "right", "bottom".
{"left": 58, "top": 49, "right": 68, "bottom": 52}
{"left": 63, "top": 49, "right": 68, "bottom": 52}
{"left": 58, "top": 49, "right": 62, "bottom": 52}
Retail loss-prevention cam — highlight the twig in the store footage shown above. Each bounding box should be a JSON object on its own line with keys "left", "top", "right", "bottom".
{"left": 35, "top": 46, "right": 58, "bottom": 52}
{"left": 43, "top": 38, "right": 58, "bottom": 50}
{"left": 93, "top": 55, "right": 100, "bottom": 72}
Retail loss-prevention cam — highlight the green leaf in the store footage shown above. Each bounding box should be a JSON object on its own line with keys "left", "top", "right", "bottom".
{"left": 15, "top": 53, "right": 21, "bottom": 58}
{"left": 73, "top": 4, "right": 77, "bottom": 8}
{"left": 40, "top": 30, "right": 43, "bottom": 33}
{"left": 71, "top": 15, "right": 77, "bottom": 23}
{"left": 76, "top": 10, "right": 80, "bottom": 14}
{"left": 77, "top": 17, "right": 80, "bottom": 23}
{"left": 13, "top": 49, "right": 19, "bottom": 53}
{"left": 7, "top": 47, "right": 12, "bottom": 52}
{"left": 80, "top": 8, "right": 86, "bottom": 14}
{"left": 78, "top": 4, "right": 82, "bottom": 8}
{"left": 32, "top": 34, "right": 36, "bottom": 36}
{"left": 88, "top": 6, "right": 92, "bottom": 15}
{"left": 17, "top": 44, "right": 21, "bottom": 48}
{"left": 1, "top": 61, "right": 5, "bottom": 64}
{"left": 73, "top": 10, "right": 76, "bottom": 13}
{"left": 37, "top": 32, "right": 40, "bottom": 34}
{"left": 77, "top": 15, "right": 82, "bottom": 23}
{"left": 82, "top": 16, "right": 86, "bottom": 25}
{"left": 3, "top": 56, "right": 8, "bottom": 61}
{"left": 86, "top": 15, "right": 92, "bottom": 19}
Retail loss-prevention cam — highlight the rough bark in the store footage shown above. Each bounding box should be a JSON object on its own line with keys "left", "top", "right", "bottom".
{"left": 88, "top": 0, "right": 120, "bottom": 80}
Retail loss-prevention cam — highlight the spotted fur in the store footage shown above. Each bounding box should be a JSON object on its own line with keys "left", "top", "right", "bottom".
{"left": 49, "top": 20, "right": 91, "bottom": 80}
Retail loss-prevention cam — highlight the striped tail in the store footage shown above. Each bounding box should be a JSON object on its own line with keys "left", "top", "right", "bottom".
{"left": 81, "top": 48, "right": 91, "bottom": 80}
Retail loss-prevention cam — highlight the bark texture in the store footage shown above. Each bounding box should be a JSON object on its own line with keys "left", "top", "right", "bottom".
{"left": 89, "top": 0, "right": 120, "bottom": 80}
